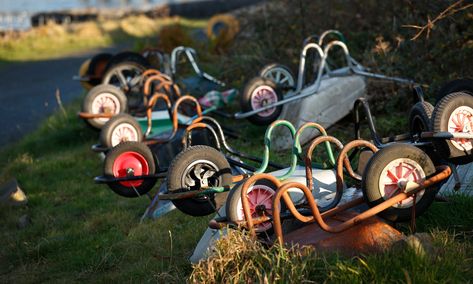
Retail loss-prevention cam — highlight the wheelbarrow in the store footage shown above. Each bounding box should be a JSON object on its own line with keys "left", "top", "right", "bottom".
{"left": 92, "top": 93, "right": 219, "bottom": 152}
{"left": 353, "top": 88, "right": 473, "bottom": 168}
{"left": 75, "top": 46, "right": 227, "bottom": 95}
{"left": 77, "top": 48, "right": 236, "bottom": 129}
{"left": 233, "top": 30, "right": 414, "bottom": 125}
{"left": 93, "top": 100, "right": 219, "bottom": 199}
{"left": 237, "top": 143, "right": 451, "bottom": 248}
{"left": 158, "top": 120, "right": 339, "bottom": 224}
{"left": 78, "top": 69, "right": 176, "bottom": 129}
{"left": 93, "top": 105, "right": 280, "bottom": 216}
{"left": 258, "top": 30, "right": 348, "bottom": 90}
{"left": 210, "top": 88, "right": 473, "bottom": 236}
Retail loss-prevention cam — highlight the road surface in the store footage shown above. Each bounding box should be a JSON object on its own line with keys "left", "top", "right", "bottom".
{"left": 0, "top": 45, "right": 126, "bottom": 147}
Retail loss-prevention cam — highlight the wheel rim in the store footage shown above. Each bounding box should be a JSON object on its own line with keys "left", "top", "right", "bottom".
{"left": 447, "top": 105, "right": 473, "bottom": 151}
{"left": 112, "top": 151, "right": 149, "bottom": 187}
{"left": 181, "top": 160, "right": 220, "bottom": 201}
{"left": 263, "top": 67, "right": 295, "bottom": 88}
{"left": 104, "top": 65, "right": 143, "bottom": 90}
{"left": 91, "top": 92, "right": 121, "bottom": 124}
{"left": 110, "top": 123, "right": 139, "bottom": 147}
{"left": 250, "top": 85, "right": 278, "bottom": 117}
{"left": 236, "top": 184, "right": 275, "bottom": 232}
{"left": 378, "top": 158, "right": 425, "bottom": 209}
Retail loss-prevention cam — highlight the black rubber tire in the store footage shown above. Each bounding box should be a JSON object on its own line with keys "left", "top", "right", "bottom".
{"left": 362, "top": 143, "right": 438, "bottom": 222}
{"left": 431, "top": 91, "right": 473, "bottom": 164}
{"left": 81, "top": 84, "right": 127, "bottom": 129}
{"left": 103, "top": 141, "right": 157, "bottom": 198}
{"left": 166, "top": 145, "right": 232, "bottom": 216}
{"left": 87, "top": 53, "right": 113, "bottom": 86}
{"left": 408, "top": 101, "right": 434, "bottom": 138}
{"left": 100, "top": 113, "right": 143, "bottom": 148}
{"left": 259, "top": 63, "right": 295, "bottom": 90}
{"left": 104, "top": 51, "right": 150, "bottom": 72}
{"left": 226, "top": 179, "right": 277, "bottom": 233}
{"left": 435, "top": 78, "right": 473, "bottom": 103}
{"left": 240, "top": 77, "right": 283, "bottom": 125}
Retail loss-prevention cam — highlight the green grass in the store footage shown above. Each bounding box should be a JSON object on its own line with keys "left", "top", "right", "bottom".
{"left": 1, "top": 0, "right": 472, "bottom": 282}
{"left": 0, "top": 98, "right": 472, "bottom": 282}
{"left": 0, "top": 101, "right": 213, "bottom": 282}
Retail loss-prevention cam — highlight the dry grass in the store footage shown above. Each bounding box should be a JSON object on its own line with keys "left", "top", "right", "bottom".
{"left": 191, "top": 225, "right": 473, "bottom": 283}
{"left": 0, "top": 15, "right": 207, "bottom": 61}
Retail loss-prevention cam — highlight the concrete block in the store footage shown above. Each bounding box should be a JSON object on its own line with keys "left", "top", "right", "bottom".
{"left": 189, "top": 206, "right": 227, "bottom": 264}
{"left": 439, "top": 163, "right": 473, "bottom": 196}
{"left": 272, "top": 75, "right": 366, "bottom": 151}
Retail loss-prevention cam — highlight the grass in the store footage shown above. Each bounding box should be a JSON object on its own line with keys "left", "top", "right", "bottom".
{"left": 0, "top": 16, "right": 207, "bottom": 62}
{"left": 0, "top": 101, "right": 213, "bottom": 282}
{"left": 0, "top": 0, "right": 473, "bottom": 282}
{"left": 191, "top": 223, "right": 473, "bottom": 283}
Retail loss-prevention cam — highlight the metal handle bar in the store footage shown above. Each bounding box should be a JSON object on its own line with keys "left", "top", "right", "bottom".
{"left": 240, "top": 164, "right": 450, "bottom": 239}
{"left": 296, "top": 43, "right": 325, "bottom": 91}
{"left": 145, "top": 93, "right": 172, "bottom": 137}
{"left": 294, "top": 122, "right": 336, "bottom": 166}
{"left": 271, "top": 165, "right": 451, "bottom": 244}
{"left": 182, "top": 122, "right": 221, "bottom": 150}
{"left": 143, "top": 73, "right": 175, "bottom": 96}
{"left": 305, "top": 135, "right": 345, "bottom": 211}
{"left": 353, "top": 98, "right": 384, "bottom": 147}
{"left": 318, "top": 30, "right": 346, "bottom": 47}
{"left": 304, "top": 136, "right": 377, "bottom": 211}
{"left": 171, "top": 46, "right": 226, "bottom": 87}
{"left": 302, "top": 34, "right": 319, "bottom": 46}
{"left": 193, "top": 116, "right": 287, "bottom": 170}
{"left": 144, "top": 95, "right": 202, "bottom": 143}
{"left": 257, "top": 120, "right": 298, "bottom": 179}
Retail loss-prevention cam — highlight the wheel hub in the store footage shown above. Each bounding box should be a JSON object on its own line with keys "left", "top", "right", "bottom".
{"left": 379, "top": 158, "right": 425, "bottom": 208}
{"left": 182, "top": 160, "right": 219, "bottom": 193}
{"left": 126, "top": 167, "right": 135, "bottom": 176}
{"left": 255, "top": 204, "right": 267, "bottom": 216}
{"left": 448, "top": 106, "right": 473, "bottom": 151}
{"left": 251, "top": 85, "right": 278, "bottom": 117}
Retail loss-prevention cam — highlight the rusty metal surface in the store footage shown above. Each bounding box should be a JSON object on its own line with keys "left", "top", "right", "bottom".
{"left": 271, "top": 165, "right": 451, "bottom": 245}
{"left": 77, "top": 111, "right": 113, "bottom": 119}
{"left": 142, "top": 72, "right": 173, "bottom": 96}
{"left": 283, "top": 210, "right": 403, "bottom": 256}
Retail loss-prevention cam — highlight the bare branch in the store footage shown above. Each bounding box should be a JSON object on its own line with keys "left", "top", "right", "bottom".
{"left": 403, "top": 0, "right": 473, "bottom": 40}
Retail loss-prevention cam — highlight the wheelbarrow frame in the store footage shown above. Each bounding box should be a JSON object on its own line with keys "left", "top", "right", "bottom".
{"left": 234, "top": 30, "right": 415, "bottom": 123}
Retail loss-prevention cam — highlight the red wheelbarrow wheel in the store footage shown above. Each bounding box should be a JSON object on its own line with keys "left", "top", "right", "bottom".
{"left": 166, "top": 145, "right": 232, "bottom": 216}
{"left": 362, "top": 144, "right": 438, "bottom": 222}
{"left": 104, "top": 142, "right": 157, "bottom": 197}
{"left": 431, "top": 91, "right": 473, "bottom": 164}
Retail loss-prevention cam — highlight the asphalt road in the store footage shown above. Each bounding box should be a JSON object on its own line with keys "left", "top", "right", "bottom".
{"left": 0, "top": 45, "right": 124, "bottom": 147}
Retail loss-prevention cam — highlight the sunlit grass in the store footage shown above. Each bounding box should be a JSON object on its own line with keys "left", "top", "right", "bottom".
{"left": 0, "top": 16, "right": 207, "bottom": 62}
